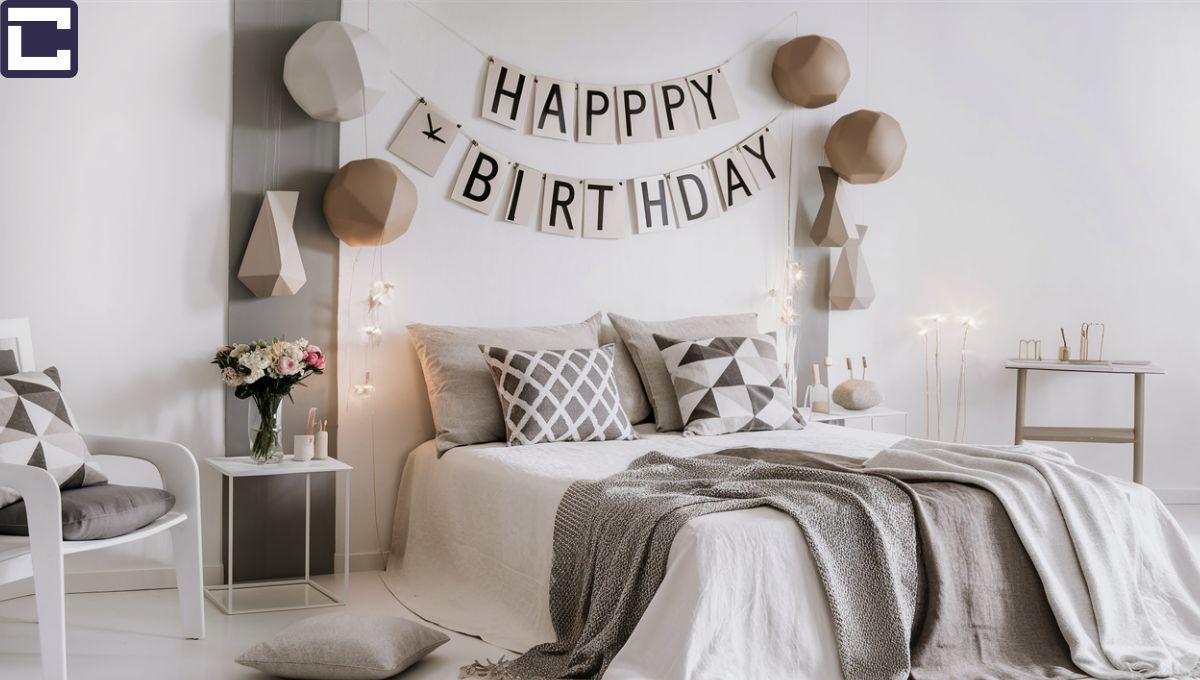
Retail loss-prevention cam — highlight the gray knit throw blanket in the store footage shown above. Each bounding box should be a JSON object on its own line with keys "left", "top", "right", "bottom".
{"left": 460, "top": 450, "right": 921, "bottom": 680}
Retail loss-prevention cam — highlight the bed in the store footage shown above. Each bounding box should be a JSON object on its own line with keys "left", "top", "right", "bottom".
{"left": 383, "top": 422, "right": 905, "bottom": 680}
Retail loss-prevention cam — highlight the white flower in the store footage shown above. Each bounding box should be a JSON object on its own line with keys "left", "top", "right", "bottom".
{"left": 243, "top": 368, "right": 265, "bottom": 385}
{"left": 239, "top": 348, "right": 271, "bottom": 371}
{"left": 229, "top": 343, "right": 250, "bottom": 359}
{"left": 221, "top": 367, "right": 244, "bottom": 386}
{"left": 295, "top": 338, "right": 309, "bottom": 350}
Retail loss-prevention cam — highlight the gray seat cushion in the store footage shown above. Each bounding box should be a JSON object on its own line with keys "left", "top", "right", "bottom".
{"left": 0, "top": 484, "right": 175, "bottom": 541}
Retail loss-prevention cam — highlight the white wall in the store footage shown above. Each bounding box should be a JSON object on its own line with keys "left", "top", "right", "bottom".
{"left": 335, "top": 1, "right": 868, "bottom": 567}
{"left": 0, "top": 0, "right": 231, "bottom": 589}
{"left": 829, "top": 2, "right": 1200, "bottom": 489}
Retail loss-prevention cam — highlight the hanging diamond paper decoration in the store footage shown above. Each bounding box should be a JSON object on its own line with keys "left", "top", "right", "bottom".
{"left": 283, "top": 21, "right": 390, "bottom": 123}
{"left": 238, "top": 191, "right": 306, "bottom": 297}
{"left": 830, "top": 225, "right": 875, "bottom": 310}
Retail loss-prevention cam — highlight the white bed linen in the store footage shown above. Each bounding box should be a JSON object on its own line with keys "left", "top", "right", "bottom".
{"left": 383, "top": 423, "right": 903, "bottom": 680}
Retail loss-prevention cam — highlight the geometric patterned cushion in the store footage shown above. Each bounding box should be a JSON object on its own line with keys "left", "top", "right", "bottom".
{"left": 479, "top": 344, "right": 638, "bottom": 446}
{"left": 0, "top": 367, "right": 106, "bottom": 507}
{"left": 654, "top": 333, "right": 804, "bottom": 437}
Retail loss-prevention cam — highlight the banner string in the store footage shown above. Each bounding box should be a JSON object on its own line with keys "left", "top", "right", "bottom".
{"left": 407, "top": 1, "right": 796, "bottom": 82}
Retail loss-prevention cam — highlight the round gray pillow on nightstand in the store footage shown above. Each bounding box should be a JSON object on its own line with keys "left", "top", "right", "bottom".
{"left": 235, "top": 613, "right": 449, "bottom": 679}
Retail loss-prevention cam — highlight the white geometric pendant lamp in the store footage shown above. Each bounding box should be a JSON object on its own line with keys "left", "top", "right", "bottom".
{"left": 830, "top": 224, "right": 875, "bottom": 310}
{"left": 812, "top": 166, "right": 852, "bottom": 247}
{"left": 238, "top": 191, "right": 307, "bottom": 297}
{"left": 283, "top": 21, "right": 390, "bottom": 123}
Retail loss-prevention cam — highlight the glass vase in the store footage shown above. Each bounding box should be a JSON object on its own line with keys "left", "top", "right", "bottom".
{"left": 247, "top": 395, "right": 284, "bottom": 464}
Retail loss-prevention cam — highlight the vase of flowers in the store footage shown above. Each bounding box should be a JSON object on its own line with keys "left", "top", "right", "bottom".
{"left": 213, "top": 338, "right": 326, "bottom": 464}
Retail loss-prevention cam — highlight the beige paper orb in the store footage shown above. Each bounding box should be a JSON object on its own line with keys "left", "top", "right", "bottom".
{"left": 771, "top": 35, "right": 850, "bottom": 108}
{"left": 283, "top": 21, "right": 390, "bottom": 123}
{"left": 824, "top": 110, "right": 907, "bottom": 184}
{"left": 324, "top": 159, "right": 417, "bottom": 247}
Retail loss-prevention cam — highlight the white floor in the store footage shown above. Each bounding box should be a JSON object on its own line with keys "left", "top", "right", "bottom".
{"left": 0, "top": 571, "right": 508, "bottom": 680}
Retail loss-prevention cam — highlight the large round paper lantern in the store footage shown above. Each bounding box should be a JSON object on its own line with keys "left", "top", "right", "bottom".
{"left": 283, "top": 21, "right": 390, "bottom": 122}
{"left": 771, "top": 35, "right": 850, "bottom": 108}
{"left": 824, "top": 110, "right": 907, "bottom": 184}
{"left": 324, "top": 159, "right": 417, "bottom": 246}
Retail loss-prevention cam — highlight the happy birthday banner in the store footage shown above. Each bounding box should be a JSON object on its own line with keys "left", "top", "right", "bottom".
{"left": 480, "top": 57, "right": 740, "bottom": 143}
{"left": 389, "top": 97, "right": 784, "bottom": 239}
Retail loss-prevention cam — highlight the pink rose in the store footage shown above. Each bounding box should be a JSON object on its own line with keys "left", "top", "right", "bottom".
{"left": 218, "top": 345, "right": 231, "bottom": 354}
{"left": 304, "top": 351, "right": 325, "bottom": 370}
{"left": 276, "top": 355, "right": 300, "bottom": 376}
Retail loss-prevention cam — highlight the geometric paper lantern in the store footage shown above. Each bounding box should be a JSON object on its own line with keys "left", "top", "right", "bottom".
{"left": 824, "top": 110, "right": 907, "bottom": 184}
{"left": 323, "top": 159, "right": 417, "bottom": 247}
{"left": 238, "top": 191, "right": 306, "bottom": 297}
{"left": 771, "top": 35, "right": 850, "bottom": 108}
{"left": 812, "top": 166, "right": 852, "bottom": 247}
{"left": 830, "top": 224, "right": 875, "bottom": 310}
{"left": 283, "top": 21, "right": 390, "bottom": 123}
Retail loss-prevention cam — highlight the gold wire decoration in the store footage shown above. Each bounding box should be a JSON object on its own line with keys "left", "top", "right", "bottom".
{"left": 1017, "top": 339, "right": 1042, "bottom": 361}
{"left": 1078, "top": 322, "right": 1106, "bottom": 362}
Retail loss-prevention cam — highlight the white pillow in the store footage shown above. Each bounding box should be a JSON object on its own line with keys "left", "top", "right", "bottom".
{"left": 235, "top": 613, "right": 449, "bottom": 680}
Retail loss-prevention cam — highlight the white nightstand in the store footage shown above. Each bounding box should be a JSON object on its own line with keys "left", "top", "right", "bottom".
{"left": 205, "top": 455, "right": 352, "bottom": 614}
{"left": 804, "top": 405, "right": 908, "bottom": 434}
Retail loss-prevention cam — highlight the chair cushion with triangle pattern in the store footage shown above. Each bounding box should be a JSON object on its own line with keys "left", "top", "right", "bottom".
{"left": 0, "top": 367, "right": 106, "bottom": 508}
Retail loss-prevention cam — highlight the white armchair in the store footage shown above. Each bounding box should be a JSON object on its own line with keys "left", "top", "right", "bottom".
{"left": 0, "top": 319, "right": 205, "bottom": 680}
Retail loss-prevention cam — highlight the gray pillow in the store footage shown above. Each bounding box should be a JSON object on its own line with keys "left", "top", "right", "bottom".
{"left": 608, "top": 312, "right": 759, "bottom": 432}
{"left": 236, "top": 613, "right": 449, "bottom": 680}
{"left": 0, "top": 484, "right": 175, "bottom": 541}
{"left": 408, "top": 314, "right": 603, "bottom": 453}
{"left": 600, "top": 321, "right": 651, "bottom": 424}
{"left": 0, "top": 349, "right": 17, "bottom": 376}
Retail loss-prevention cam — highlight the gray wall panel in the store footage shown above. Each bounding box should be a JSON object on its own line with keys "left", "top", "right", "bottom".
{"left": 226, "top": 0, "right": 340, "bottom": 581}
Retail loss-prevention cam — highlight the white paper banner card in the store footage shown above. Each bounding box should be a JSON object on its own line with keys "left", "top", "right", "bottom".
{"left": 615, "top": 85, "right": 656, "bottom": 143}
{"left": 577, "top": 85, "right": 617, "bottom": 144}
{"left": 582, "top": 179, "right": 629, "bottom": 239}
{"left": 686, "top": 67, "right": 739, "bottom": 129}
{"left": 541, "top": 174, "right": 584, "bottom": 237}
{"left": 503, "top": 164, "right": 543, "bottom": 226}
{"left": 452, "top": 143, "right": 511, "bottom": 214}
{"left": 633, "top": 175, "right": 677, "bottom": 234}
{"left": 653, "top": 79, "right": 699, "bottom": 139}
{"left": 481, "top": 58, "right": 532, "bottom": 130}
{"left": 389, "top": 99, "right": 462, "bottom": 176}
{"left": 740, "top": 126, "right": 785, "bottom": 187}
{"left": 711, "top": 147, "right": 758, "bottom": 210}
{"left": 670, "top": 164, "right": 720, "bottom": 225}
{"left": 531, "top": 76, "right": 575, "bottom": 141}
{"left": 477, "top": 55, "right": 743, "bottom": 143}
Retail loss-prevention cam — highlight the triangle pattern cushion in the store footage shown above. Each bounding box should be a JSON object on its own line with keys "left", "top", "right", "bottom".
{"left": 0, "top": 367, "right": 106, "bottom": 507}
{"left": 653, "top": 333, "right": 804, "bottom": 437}
{"left": 479, "top": 344, "right": 638, "bottom": 446}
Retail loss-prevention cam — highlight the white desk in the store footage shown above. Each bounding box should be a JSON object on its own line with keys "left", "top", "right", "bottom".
{"left": 805, "top": 405, "right": 908, "bottom": 434}
{"left": 1005, "top": 360, "right": 1164, "bottom": 484}
{"left": 205, "top": 455, "right": 352, "bottom": 614}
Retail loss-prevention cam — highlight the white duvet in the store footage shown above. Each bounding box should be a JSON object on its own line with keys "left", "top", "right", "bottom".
{"left": 383, "top": 423, "right": 904, "bottom": 680}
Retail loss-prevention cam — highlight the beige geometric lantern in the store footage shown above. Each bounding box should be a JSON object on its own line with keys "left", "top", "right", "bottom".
{"left": 238, "top": 191, "right": 306, "bottom": 297}
{"left": 824, "top": 110, "right": 907, "bottom": 184}
{"left": 323, "top": 158, "right": 417, "bottom": 247}
{"left": 812, "top": 166, "right": 852, "bottom": 247}
{"left": 771, "top": 35, "right": 850, "bottom": 109}
{"left": 830, "top": 225, "right": 875, "bottom": 310}
{"left": 283, "top": 21, "right": 390, "bottom": 123}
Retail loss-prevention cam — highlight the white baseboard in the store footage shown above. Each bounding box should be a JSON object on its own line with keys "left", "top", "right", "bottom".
{"left": 334, "top": 550, "right": 387, "bottom": 573}
{"left": 0, "top": 554, "right": 387, "bottom": 602}
{"left": 1154, "top": 488, "right": 1200, "bottom": 505}
{"left": 0, "top": 564, "right": 225, "bottom": 602}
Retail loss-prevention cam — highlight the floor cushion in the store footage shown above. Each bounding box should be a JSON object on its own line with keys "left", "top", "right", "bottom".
{"left": 0, "top": 484, "right": 175, "bottom": 541}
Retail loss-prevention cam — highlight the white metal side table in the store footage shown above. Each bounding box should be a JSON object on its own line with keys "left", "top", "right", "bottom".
{"left": 205, "top": 455, "right": 352, "bottom": 614}
{"left": 804, "top": 405, "right": 908, "bottom": 434}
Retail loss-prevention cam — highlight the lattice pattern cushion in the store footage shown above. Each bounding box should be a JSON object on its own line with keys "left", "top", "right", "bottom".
{"left": 479, "top": 344, "right": 638, "bottom": 446}
{"left": 654, "top": 333, "right": 804, "bottom": 436}
{"left": 0, "top": 367, "right": 106, "bottom": 507}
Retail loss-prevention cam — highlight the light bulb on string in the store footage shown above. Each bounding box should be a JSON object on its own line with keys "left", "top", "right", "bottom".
{"left": 353, "top": 371, "right": 376, "bottom": 398}
{"left": 368, "top": 280, "right": 395, "bottom": 309}
{"left": 363, "top": 325, "right": 382, "bottom": 338}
